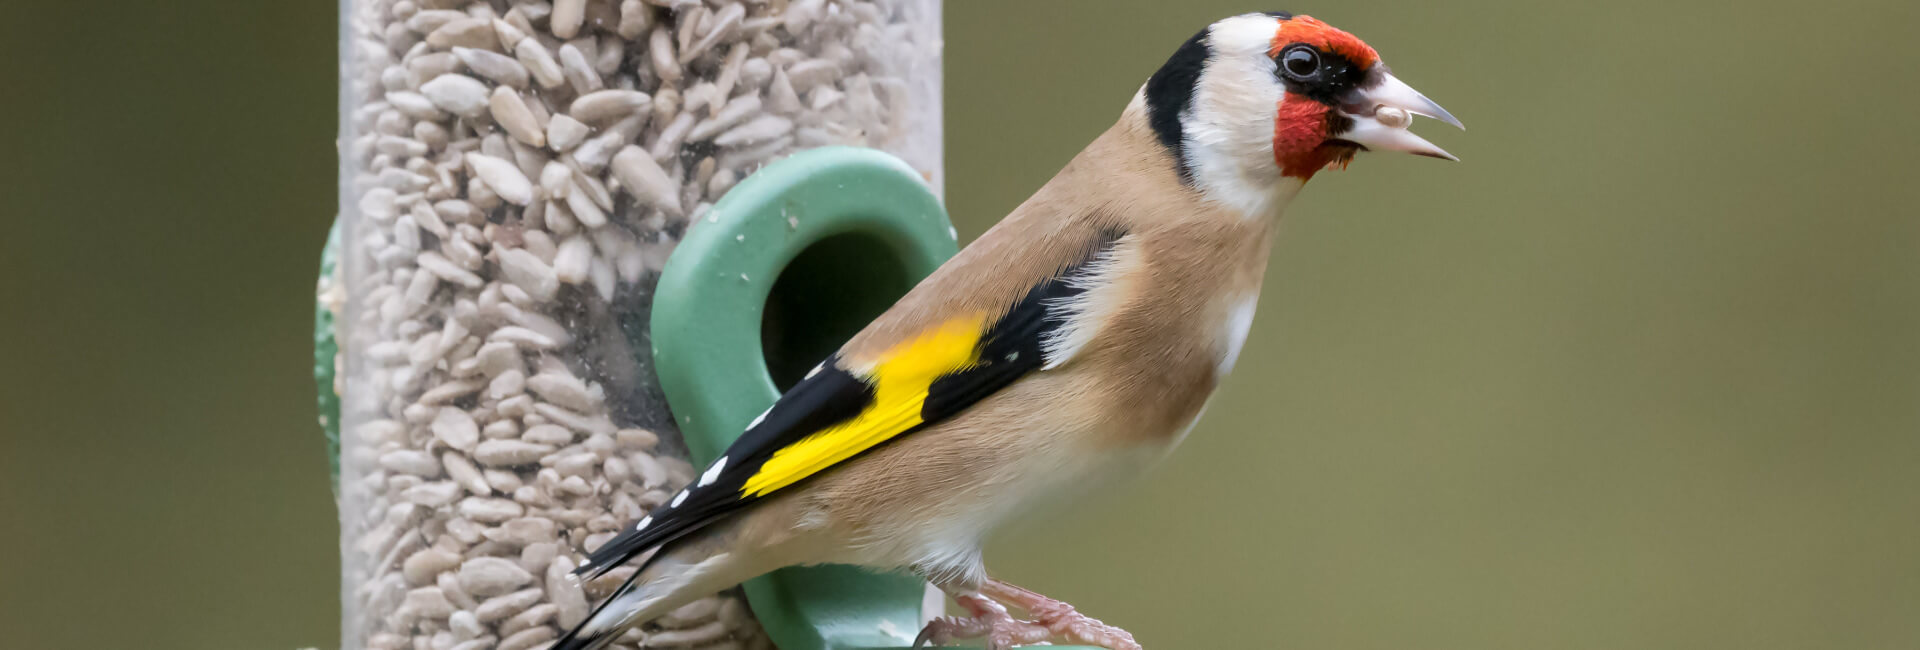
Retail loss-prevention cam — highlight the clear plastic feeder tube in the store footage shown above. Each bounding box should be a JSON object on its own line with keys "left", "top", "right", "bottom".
{"left": 333, "top": 1, "right": 940, "bottom": 648}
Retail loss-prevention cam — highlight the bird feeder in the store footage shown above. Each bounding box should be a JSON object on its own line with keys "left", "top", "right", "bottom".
{"left": 326, "top": 145, "right": 973, "bottom": 648}
{"left": 325, "top": 1, "right": 951, "bottom": 648}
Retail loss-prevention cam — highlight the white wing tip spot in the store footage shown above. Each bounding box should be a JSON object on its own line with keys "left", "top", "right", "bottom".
{"left": 698, "top": 456, "right": 728, "bottom": 487}
{"left": 747, "top": 408, "right": 770, "bottom": 431}
{"left": 634, "top": 515, "right": 652, "bottom": 531}
{"left": 670, "top": 490, "right": 688, "bottom": 508}
{"left": 804, "top": 363, "right": 823, "bottom": 379}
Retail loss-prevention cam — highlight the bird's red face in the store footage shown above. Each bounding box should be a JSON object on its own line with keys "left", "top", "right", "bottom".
{"left": 1267, "top": 16, "right": 1381, "bottom": 177}
{"left": 1264, "top": 15, "right": 1462, "bottom": 178}
{"left": 1144, "top": 12, "right": 1462, "bottom": 211}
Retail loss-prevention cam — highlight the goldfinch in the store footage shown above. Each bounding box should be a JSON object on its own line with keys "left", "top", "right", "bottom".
{"left": 557, "top": 11, "right": 1462, "bottom": 650}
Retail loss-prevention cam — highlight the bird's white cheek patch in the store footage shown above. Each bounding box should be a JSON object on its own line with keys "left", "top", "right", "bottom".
{"left": 1217, "top": 294, "right": 1258, "bottom": 378}
{"left": 1183, "top": 14, "right": 1289, "bottom": 219}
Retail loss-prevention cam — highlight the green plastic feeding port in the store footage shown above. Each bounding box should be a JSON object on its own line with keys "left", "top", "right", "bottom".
{"left": 651, "top": 147, "right": 954, "bottom": 650}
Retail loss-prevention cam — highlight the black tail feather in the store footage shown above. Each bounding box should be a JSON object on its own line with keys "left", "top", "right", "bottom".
{"left": 573, "top": 509, "right": 731, "bottom": 581}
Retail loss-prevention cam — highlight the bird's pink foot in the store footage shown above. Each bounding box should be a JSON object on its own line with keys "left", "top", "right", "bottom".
{"left": 913, "top": 593, "right": 1052, "bottom": 650}
{"left": 983, "top": 579, "right": 1142, "bottom": 650}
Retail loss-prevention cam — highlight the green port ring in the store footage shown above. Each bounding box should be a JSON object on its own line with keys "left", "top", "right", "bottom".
{"left": 652, "top": 147, "right": 956, "bottom": 649}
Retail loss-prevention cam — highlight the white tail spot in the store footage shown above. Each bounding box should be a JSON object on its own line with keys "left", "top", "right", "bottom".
{"left": 671, "top": 490, "right": 689, "bottom": 507}
{"left": 698, "top": 456, "right": 728, "bottom": 487}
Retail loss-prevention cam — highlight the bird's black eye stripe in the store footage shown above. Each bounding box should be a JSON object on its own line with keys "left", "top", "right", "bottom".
{"left": 1274, "top": 46, "right": 1367, "bottom": 105}
{"left": 1280, "top": 45, "right": 1320, "bottom": 81}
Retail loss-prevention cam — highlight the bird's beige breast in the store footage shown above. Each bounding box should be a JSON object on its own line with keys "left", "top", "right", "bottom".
{"left": 1063, "top": 217, "right": 1275, "bottom": 447}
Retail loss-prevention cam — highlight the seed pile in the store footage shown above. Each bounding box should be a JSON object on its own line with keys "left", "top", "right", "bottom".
{"left": 336, "top": 0, "right": 939, "bottom": 648}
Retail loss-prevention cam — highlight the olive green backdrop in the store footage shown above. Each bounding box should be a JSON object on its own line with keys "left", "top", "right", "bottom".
{"left": 3, "top": 1, "right": 1916, "bottom": 648}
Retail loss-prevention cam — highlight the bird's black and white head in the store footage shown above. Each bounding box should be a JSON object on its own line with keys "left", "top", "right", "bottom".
{"left": 1141, "top": 12, "right": 1464, "bottom": 216}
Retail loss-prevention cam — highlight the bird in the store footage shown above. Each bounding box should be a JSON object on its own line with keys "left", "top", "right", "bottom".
{"left": 555, "top": 11, "right": 1463, "bottom": 650}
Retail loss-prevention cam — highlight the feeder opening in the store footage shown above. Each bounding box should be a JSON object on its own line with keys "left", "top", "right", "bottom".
{"left": 761, "top": 232, "right": 913, "bottom": 391}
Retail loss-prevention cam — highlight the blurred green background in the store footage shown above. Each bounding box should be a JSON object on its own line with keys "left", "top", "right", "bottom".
{"left": 4, "top": 0, "right": 1918, "bottom": 648}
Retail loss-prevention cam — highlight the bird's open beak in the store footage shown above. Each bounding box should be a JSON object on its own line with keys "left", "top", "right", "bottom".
{"left": 1334, "top": 71, "right": 1464, "bottom": 161}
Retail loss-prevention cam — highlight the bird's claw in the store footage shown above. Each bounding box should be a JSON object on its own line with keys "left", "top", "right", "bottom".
{"left": 1025, "top": 601, "right": 1140, "bottom": 650}
{"left": 911, "top": 615, "right": 1052, "bottom": 649}
{"left": 913, "top": 592, "right": 1141, "bottom": 650}
{"left": 912, "top": 594, "right": 1054, "bottom": 649}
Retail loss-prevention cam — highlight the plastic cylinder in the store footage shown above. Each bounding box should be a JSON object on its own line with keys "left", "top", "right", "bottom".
{"left": 330, "top": 1, "right": 940, "bottom": 648}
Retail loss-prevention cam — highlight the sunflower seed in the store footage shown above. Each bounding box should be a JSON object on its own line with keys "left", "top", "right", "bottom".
{"left": 498, "top": 626, "right": 556, "bottom": 650}
{"left": 648, "top": 26, "right": 681, "bottom": 84}
{"left": 647, "top": 621, "right": 731, "bottom": 647}
{"left": 551, "top": 0, "right": 586, "bottom": 39}
{"left": 553, "top": 235, "right": 593, "bottom": 284}
{"left": 427, "top": 18, "right": 498, "bottom": 51}
{"left": 686, "top": 95, "right": 762, "bottom": 142}
{"left": 496, "top": 247, "right": 559, "bottom": 301}
{"left": 617, "top": 0, "right": 652, "bottom": 39}
{"left": 544, "top": 114, "right": 590, "bottom": 151}
{"left": 386, "top": 91, "right": 448, "bottom": 121}
{"left": 458, "top": 556, "right": 535, "bottom": 596}
{"left": 473, "top": 439, "right": 556, "bottom": 467}
{"left": 404, "top": 481, "right": 464, "bottom": 507}
{"left": 500, "top": 602, "right": 559, "bottom": 636}
{"left": 491, "top": 17, "right": 529, "bottom": 49}
{"left": 407, "top": 10, "right": 466, "bottom": 34}
{"left": 557, "top": 42, "right": 604, "bottom": 94}
{"left": 404, "top": 548, "right": 464, "bottom": 586}
{"left": 473, "top": 587, "right": 543, "bottom": 623}
{"left": 714, "top": 114, "right": 792, "bottom": 147}
{"left": 432, "top": 407, "right": 481, "bottom": 450}
{"left": 442, "top": 451, "right": 492, "bottom": 495}
{"left": 548, "top": 556, "right": 591, "bottom": 628}
{"left": 489, "top": 87, "right": 547, "bottom": 147}
{"left": 514, "top": 38, "right": 566, "bottom": 89}
{"left": 785, "top": 58, "right": 841, "bottom": 91}
{"left": 680, "top": 3, "right": 743, "bottom": 64}
{"left": 381, "top": 449, "right": 444, "bottom": 477}
{"left": 464, "top": 153, "right": 534, "bottom": 205}
{"left": 569, "top": 89, "right": 651, "bottom": 125}
{"left": 610, "top": 145, "right": 682, "bottom": 215}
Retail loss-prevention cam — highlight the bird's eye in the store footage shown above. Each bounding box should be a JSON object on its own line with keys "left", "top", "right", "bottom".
{"left": 1280, "top": 46, "right": 1320, "bottom": 81}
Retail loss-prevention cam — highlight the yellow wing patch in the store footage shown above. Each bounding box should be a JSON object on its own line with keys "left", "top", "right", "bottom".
{"left": 740, "top": 315, "right": 987, "bottom": 497}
